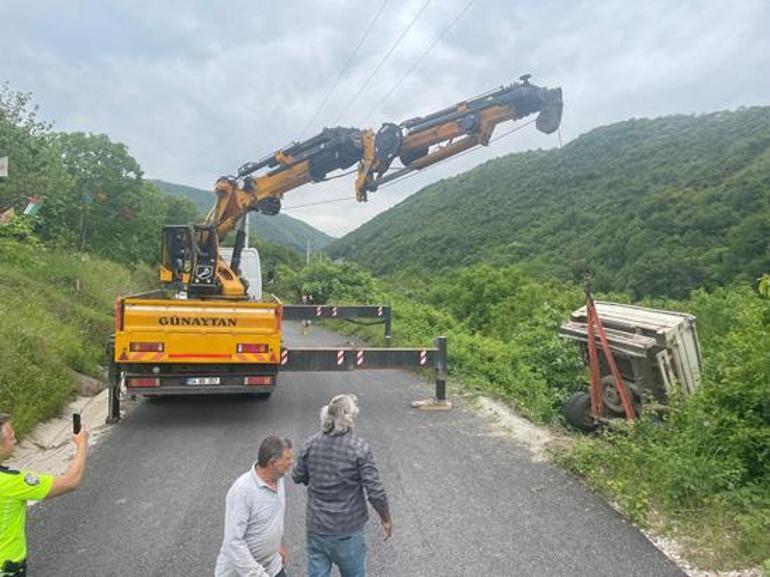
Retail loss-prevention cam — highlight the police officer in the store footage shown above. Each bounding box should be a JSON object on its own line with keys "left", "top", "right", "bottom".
{"left": 0, "top": 412, "right": 88, "bottom": 576}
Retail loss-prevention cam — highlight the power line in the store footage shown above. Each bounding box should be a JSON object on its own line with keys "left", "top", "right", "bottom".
{"left": 283, "top": 196, "right": 356, "bottom": 210}
{"left": 360, "top": 0, "right": 476, "bottom": 125}
{"left": 333, "top": 0, "right": 432, "bottom": 125}
{"left": 280, "top": 169, "right": 358, "bottom": 209}
{"left": 324, "top": 168, "right": 359, "bottom": 180}
{"left": 299, "top": 0, "right": 390, "bottom": 138}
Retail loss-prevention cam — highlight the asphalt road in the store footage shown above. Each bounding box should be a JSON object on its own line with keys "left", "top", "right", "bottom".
{"left": 27, "top": 321, "right": 686, "bottom": 577}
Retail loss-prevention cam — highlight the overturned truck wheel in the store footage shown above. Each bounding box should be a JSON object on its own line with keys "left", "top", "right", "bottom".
{"left": 563, "top": 391, "right": 597, "bottom": 433}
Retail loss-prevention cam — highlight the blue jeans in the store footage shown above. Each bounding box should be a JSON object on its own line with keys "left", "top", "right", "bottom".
{"left": 307, "top": 530, "right": 367, "bottom": 577}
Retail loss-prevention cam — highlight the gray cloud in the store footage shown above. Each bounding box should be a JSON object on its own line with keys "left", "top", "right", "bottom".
{"left": 2, "top": 0, "right": 768, "bottom": 235}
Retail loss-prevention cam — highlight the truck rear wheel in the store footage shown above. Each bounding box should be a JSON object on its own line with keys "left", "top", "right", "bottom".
{"left": 563, "top": 392, "right": 597, "bottom": 433}
{"left": 601, "top": 375, "right": 642, "bottom": 417}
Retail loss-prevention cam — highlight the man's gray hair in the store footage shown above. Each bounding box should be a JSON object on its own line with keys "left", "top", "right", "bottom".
{"left": 320, "top": 394, "right": 359, "bottom": 436}
{"left": 0, "top": 413, "right": 10, "bottom": 441}
{"left": 257, "top": 436, "right": 292, "bottom": 467}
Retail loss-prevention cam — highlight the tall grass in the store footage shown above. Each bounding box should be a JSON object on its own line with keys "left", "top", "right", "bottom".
{"left": 0, "top": 239, "right": 153, "bottom": 436}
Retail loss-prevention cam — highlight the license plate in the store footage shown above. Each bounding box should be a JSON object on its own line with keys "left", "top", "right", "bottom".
{"left": 185, "top": 377, "right": 221, "bottom": 385}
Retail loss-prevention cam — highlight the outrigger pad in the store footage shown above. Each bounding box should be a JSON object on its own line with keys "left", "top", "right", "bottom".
{"left": 410, "top": 398, "right": 453, "bottom": 411}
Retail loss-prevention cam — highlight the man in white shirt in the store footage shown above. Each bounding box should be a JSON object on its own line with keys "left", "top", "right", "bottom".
{"left": 215, "top": 436, "right": 294, "bottom": 577}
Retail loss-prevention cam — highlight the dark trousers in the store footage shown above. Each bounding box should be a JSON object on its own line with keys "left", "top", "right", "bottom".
{"left": 1, "top": 559, "right": 27, "bottom": 577}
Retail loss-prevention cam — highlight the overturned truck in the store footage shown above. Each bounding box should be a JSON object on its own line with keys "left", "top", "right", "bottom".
{"left": 559, "top": 302, "right": 703, "bottom": 431}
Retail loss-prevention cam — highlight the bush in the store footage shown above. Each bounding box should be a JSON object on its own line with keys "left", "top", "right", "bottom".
{"left": 273, "top": 256, "right": 382, "bottom": 304}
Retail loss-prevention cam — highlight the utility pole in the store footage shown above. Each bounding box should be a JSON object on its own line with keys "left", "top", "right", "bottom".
{"left": 306, "top": 239, "right": 310, "bottom": 266}
{"left": 79, "top": 183, "right": 88, "bottom": 252}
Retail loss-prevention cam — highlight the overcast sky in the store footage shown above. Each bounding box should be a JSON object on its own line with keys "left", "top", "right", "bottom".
{"left": 2, "top": 0, "right": 769, "bottom": 236}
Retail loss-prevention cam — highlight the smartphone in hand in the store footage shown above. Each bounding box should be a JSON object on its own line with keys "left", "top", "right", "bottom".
{"left": 73, "top": 413, "right": 81, "bottom": 435}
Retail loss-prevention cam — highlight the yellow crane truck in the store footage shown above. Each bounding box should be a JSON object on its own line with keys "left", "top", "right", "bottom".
{"left": 106, "top": 75, "right": 563, "bottom": 422}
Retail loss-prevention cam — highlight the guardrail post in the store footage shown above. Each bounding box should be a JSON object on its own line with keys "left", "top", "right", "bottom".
{"left": 435, "top": 336, "right": 447, "bottom": 401}
{"left": 384, "top": 308, "right": 392, "bottom": 345}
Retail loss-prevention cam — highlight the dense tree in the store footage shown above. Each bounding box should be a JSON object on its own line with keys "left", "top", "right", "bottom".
{"left": 0, "top": 83, "right": 199, "bottom": 265}
{"left": 0, "top": 82, "right": 69, "bottom": 212}
{"left": 43, "top": 132, "right": 143, "bottom": 251}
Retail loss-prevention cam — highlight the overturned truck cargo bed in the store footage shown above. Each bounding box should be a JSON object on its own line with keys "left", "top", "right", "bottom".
{"left": 558, "top": 301, "right": 702, "bottom": 428}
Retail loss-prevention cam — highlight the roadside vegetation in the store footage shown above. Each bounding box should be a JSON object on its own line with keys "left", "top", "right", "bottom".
{"left": 560, "top": 285, "right": 769, "bottom": 569}
{"left": 0, "top": 233, "right": 155, "bottom": 436}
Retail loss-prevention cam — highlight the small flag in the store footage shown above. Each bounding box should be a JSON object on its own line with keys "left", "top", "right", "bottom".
{"left": 22, "top": 196, "right": 41, "bottom": 216}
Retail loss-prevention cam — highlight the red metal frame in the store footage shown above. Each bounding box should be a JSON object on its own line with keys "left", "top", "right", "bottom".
{"left": 585, "top": 291, "right": 636, "bottom": 422}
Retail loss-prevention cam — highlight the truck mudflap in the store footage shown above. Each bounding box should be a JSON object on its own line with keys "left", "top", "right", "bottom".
{"left": 106, "top": 337, "right": 448, "bottom": 423}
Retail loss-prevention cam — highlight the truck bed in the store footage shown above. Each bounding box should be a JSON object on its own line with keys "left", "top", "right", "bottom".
{"left": 113, "top": 296, "right": 282, "bottom": 396}
{"left": 115, "top": 296, "right": 281, "bottom": 365}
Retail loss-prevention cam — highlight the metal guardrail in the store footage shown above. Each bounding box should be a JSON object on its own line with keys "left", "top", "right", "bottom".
{"left": 282, "top": 305, "right": 392, "bottom": 341}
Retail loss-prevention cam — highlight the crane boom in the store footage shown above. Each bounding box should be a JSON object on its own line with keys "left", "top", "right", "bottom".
{"left": 160, "top": 74, "right": 562, "bottom": 296}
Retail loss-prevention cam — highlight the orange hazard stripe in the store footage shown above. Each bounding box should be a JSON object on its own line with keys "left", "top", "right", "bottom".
{"left": 236, "top": 353, "right": 272, "bottom": 363}
{"left": 127, "top": 352, "right": 167, "bottom": 361}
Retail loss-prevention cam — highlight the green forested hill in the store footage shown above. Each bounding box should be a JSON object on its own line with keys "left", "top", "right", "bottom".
{"left": 150, "top": 179, "right": 335, "bottom": 253}
{"left": 148, "top": 179, "right": 213, "bottom": 213}
{"left": 330, "top": 107, "right": 770, "bottom": 298}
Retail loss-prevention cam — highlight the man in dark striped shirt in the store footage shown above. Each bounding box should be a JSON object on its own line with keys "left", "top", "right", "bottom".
{"left": 292, "top": 394, "right": 392, "bottom": 577}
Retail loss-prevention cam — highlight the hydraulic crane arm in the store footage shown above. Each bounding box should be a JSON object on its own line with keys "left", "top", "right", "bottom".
{"left": 209, "top": 126, "right": 366, "bottom": 238}
{"left": 160, "top": 75, "right": 562, "bottom": 297}
{"left": 355, "top": 74, "right": 562, "bottom": 195}
{"left": 210, "top": 75, "right": 562, "bottom": 241}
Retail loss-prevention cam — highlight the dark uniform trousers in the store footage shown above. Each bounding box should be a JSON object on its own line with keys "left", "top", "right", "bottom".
{"left": 1, "top": 559, "right": 27, "bottom": 577}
